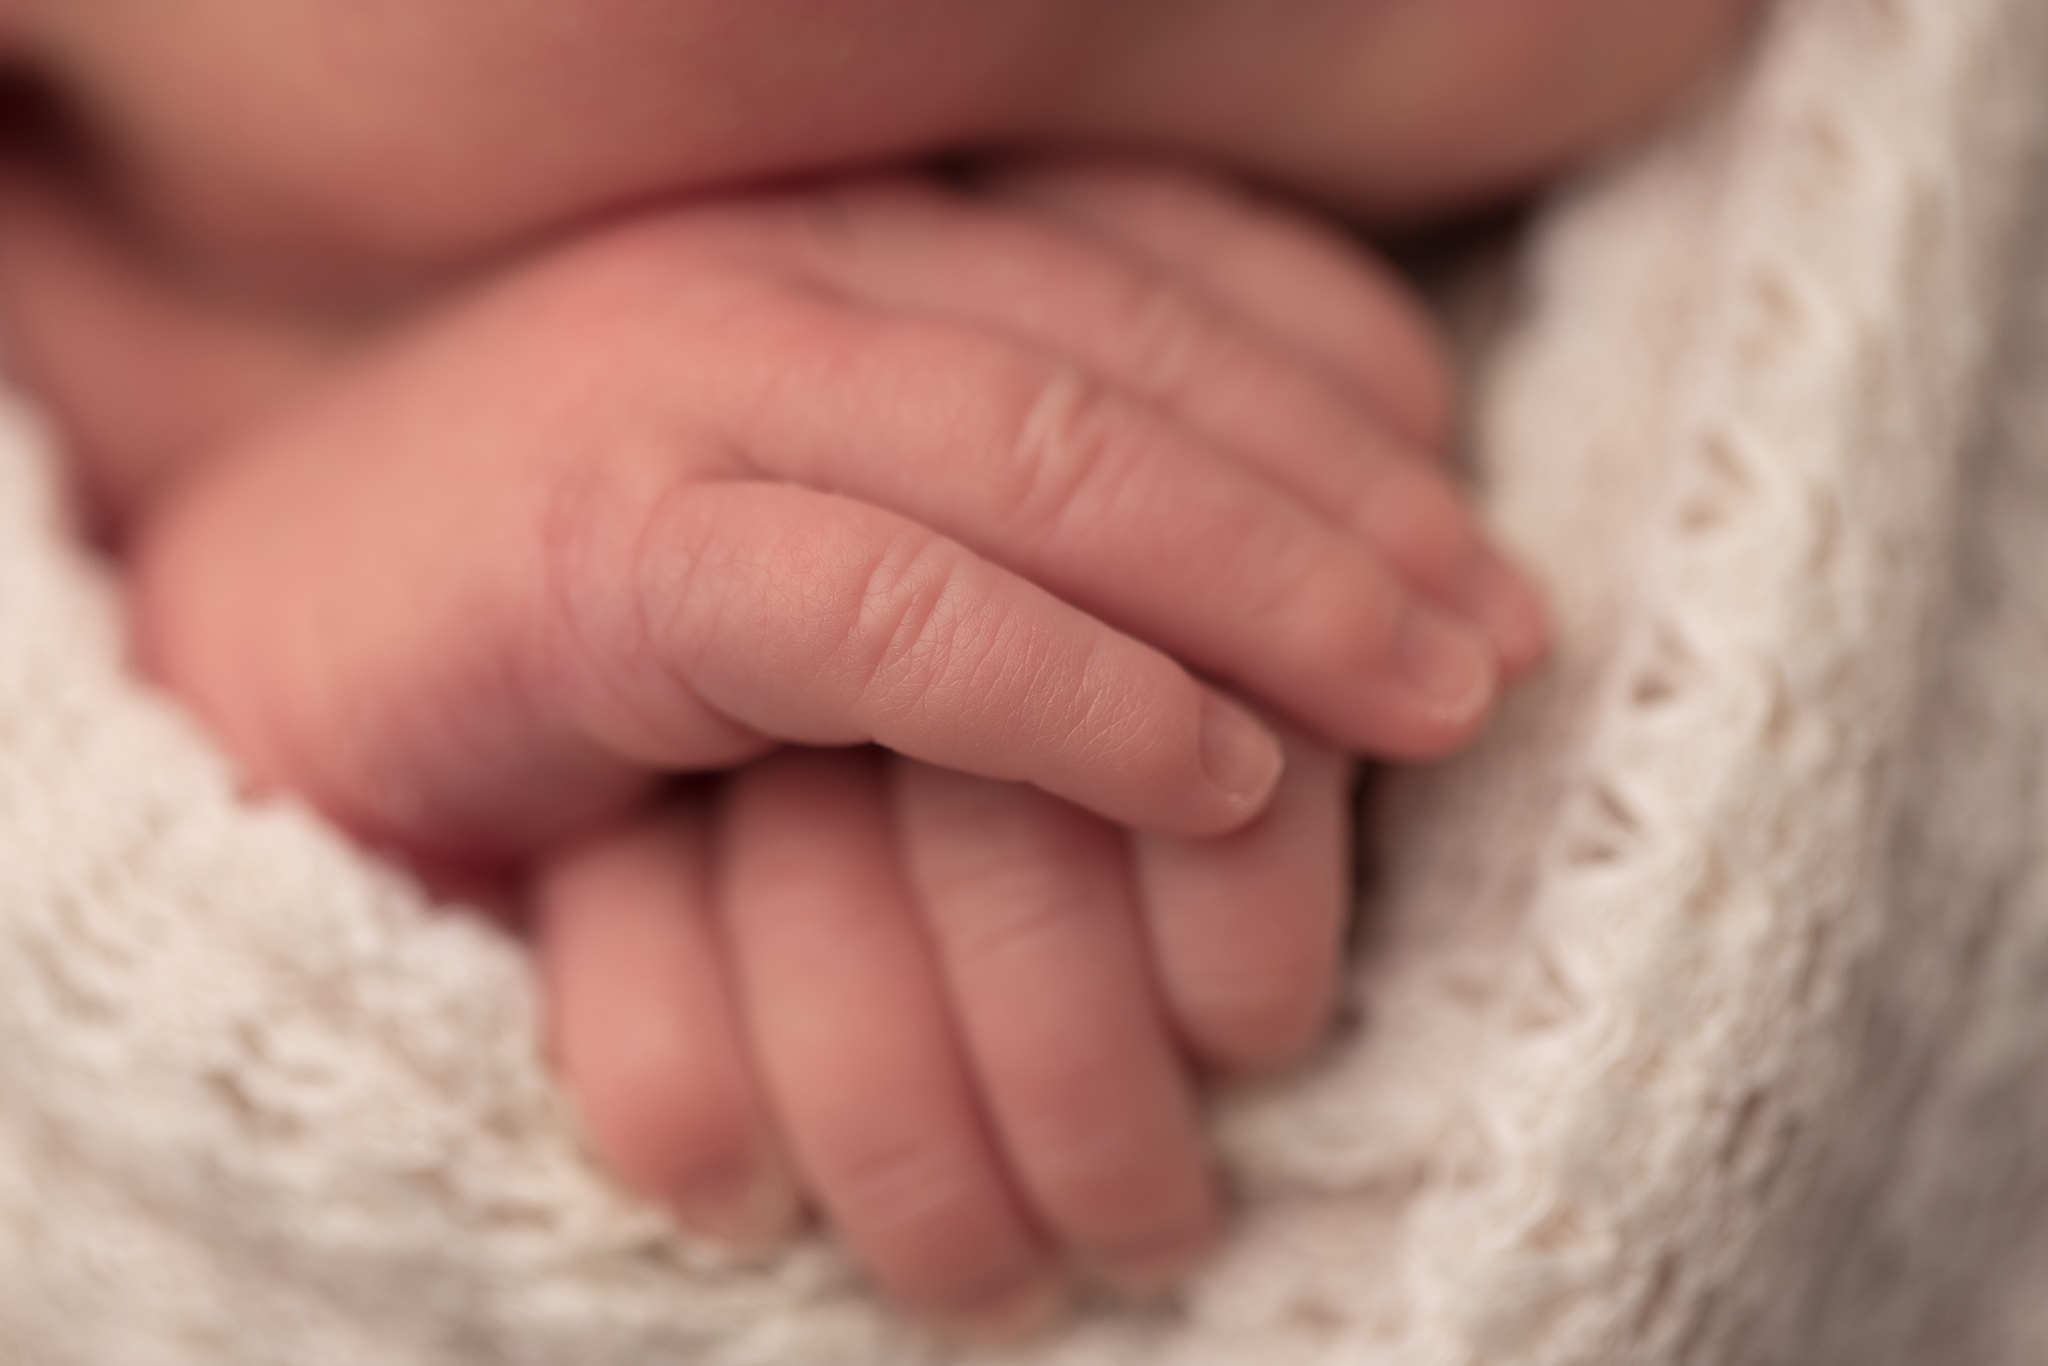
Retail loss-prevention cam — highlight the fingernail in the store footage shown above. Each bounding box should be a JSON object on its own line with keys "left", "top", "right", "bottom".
{"left": 934, "top": 1273, "right": 1068, "bottom": 1344}
{"left": 673, "top": 1155, "right": 803, "bottom": 1252}
{"left": 1466, "top": 551, "right": 1550, "bottom": 677}
{"left": 1199, "top": 693, "right": 1285, "bottom": 814}
{"left": 1395, "top": 605, "right": 1496, "bottom": 723}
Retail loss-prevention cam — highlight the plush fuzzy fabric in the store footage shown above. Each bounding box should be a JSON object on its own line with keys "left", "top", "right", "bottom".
{"left": 8, "top": 2, "right": 2048, "bottom": 1362}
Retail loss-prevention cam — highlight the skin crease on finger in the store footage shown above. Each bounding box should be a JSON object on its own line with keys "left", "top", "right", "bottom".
{"left": 9, "top": 0, "right": 1758, "bottom": 296}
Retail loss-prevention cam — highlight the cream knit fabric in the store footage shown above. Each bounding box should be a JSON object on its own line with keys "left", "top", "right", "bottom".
{"left": 8, "top": 1, "right": 2048, "bottom": 1362}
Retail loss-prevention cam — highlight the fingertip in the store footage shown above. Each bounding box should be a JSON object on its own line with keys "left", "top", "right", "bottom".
{"left": 928, "top": 1269, "right": 1071, "bottom": 1345}
{"left": 1192, "top": 991, "right": 1336, "bottom": 1082}
{"left": 1391, "top": 603, "right": 1498, "bottom": 734}
{"left": 1085, "top": 1192, "right": 1224, "bottom": 1300}
{"left": 669, "top": 1146, "right": 808, "bottom": 1253}
{"left": 1197, "top": 690, "right": 1286, "bottom": 823}
{"left": 1133, "top": 733, "right": 1351, "bottom": 1082}
{"left": 536, "top": 815, "right": 802, "bottom": 1252}
{"left": 1467, "top": 549, "right": 1551, "bottom": 681}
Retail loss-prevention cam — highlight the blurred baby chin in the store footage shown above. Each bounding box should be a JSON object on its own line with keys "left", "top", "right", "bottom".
{"left": 7, "top": 0, "right": 1759, "bottom": 283}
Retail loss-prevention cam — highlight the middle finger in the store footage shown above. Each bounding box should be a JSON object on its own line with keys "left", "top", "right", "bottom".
{"left": 893, "top": 758, "right": 1221, "bottom": 1295}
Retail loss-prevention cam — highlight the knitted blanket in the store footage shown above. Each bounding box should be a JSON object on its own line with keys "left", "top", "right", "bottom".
{"left": 8, "top": 2, "right": 2048, "bottom": 1362}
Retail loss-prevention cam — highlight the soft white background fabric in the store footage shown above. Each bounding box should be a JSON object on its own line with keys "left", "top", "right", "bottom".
{"left": 6, "top": 2, "right": 2048, "bottom": 1361}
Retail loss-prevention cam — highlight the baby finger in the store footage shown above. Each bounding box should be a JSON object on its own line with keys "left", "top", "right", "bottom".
{"left": 533, "top": 803, "right": 802, "bottom": 1247}
{"left": 743, "top": 180, "right": 1543, "bottom": 677}
{"left": 977, "top": 156, "right": 1453, "bottom": 449}
{"left": 717, "top": 749, "right": 1061, "bottom": 1336}
{"left": 894, "top": 759, "right": 1221, "bottom": 1296}
{"left": 694, "top": 289, "right": 1501, "bottom": 758}
{"left": 1132, "top": 729, "right": 1352, "bottom": 1077}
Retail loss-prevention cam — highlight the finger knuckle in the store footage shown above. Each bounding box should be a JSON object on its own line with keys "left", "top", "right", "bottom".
{"left": 1111, "top": 276, "right": 1208, "bottom": 401}
{"left": 536, "top": 450, "right": 657, "bottom": 698}
{"left": 828, "top": 1151, "right": 1044, "bottom": 1317}
{"left": 942, "top": 880, "right": 1078, "bottom": 979}
{"left": 984, "top": 1047, "right": 1176, "bottom": 1230}
{"left": 1346, "top": 460, "right": 1480, "bottom": 578}
{"left": 1021, "top": 1091, "right": 1194, "bottom": 1236}
{"left": 542, "top": 457, "right": 733, "bottom": 732}
{"left": 841, "top": 533, "right": 1002, "bottom": 721}
{"left": 1005, "top": 362, "right": 1145, "bottom": 551}
{"left": 1180, "top": 957, "right": 1332, "bottom": 1072}
{"left": 1231, "top": 524, "right": 1348, "bottom": 633}
{"left": 1258, "top": 531, "right": 1411, "bottom": 677}
{"left": 820, "top": 1127, "right": 1000, "bottom": 1268}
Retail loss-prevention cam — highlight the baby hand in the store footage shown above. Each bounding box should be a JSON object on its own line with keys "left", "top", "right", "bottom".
{"left": 538, "top": 731, "right": 1352, "bottom": 1335}
{"left": 508, "top": 166, "right": 1512, "bottom": 1332}
{"left": 0, "top": 156, "right": 1543, "bottom": 1332}
{"left": 121, "top": 162, "right": 1543, "bottom": 866}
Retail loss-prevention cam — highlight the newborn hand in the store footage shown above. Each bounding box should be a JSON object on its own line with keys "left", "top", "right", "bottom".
{"left": 0, "top": 157, "right": 1543, "bottom": 1331}
{"left": 538, "top": 734, "right": 1352, "bottom": 1334}
{"left": 509, "top": 165, "right": 1532, "bottom": 1331}
{"left": 123, "top": 162, "right": 1541, "bottom": 864}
